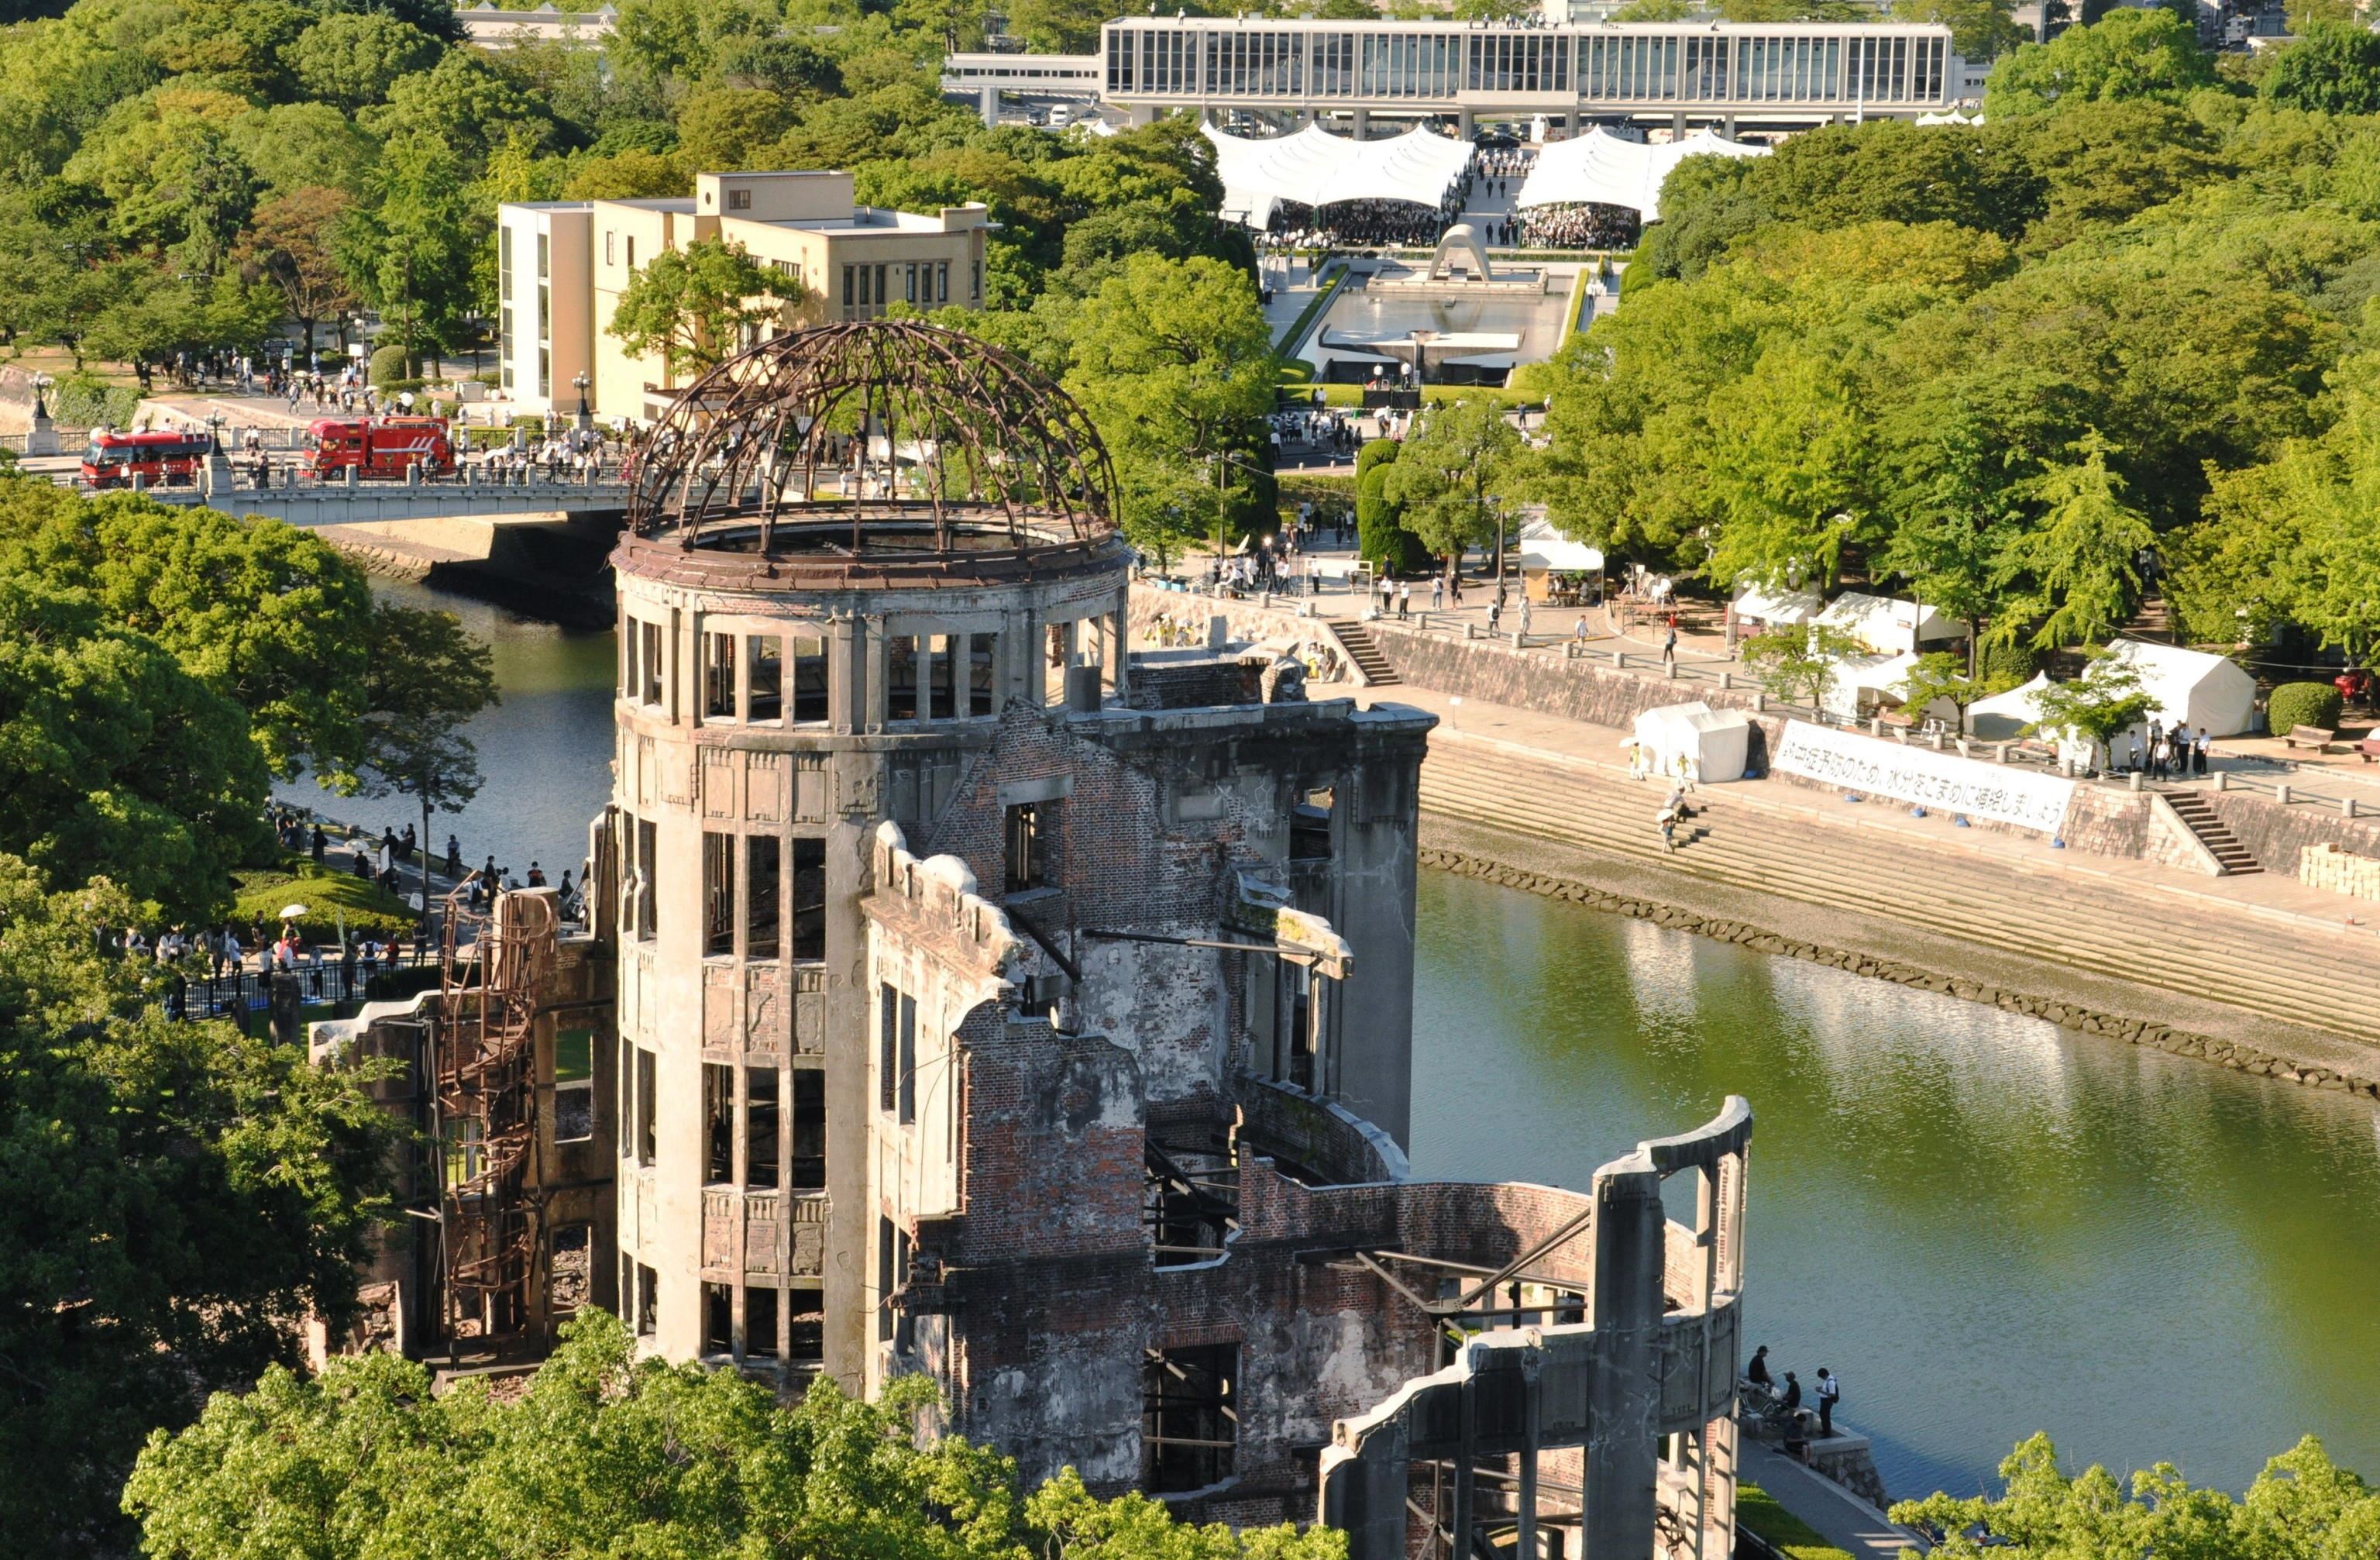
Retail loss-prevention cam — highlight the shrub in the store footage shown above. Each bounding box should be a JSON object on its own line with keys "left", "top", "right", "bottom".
{"left": 1355, "top": 437, "right": 1400, "bottom": 480}
{"left": 1357, "top": 464, "right": 1428, "bottom": 574}
{"left": 2267, "top": 680, "right": 2343, "bottom": 733}
{"left": 1980, "top": 640, "right": 2039, "bottom": 687}
{"left": 368, "top": 343, "right": 411, "bottom": 387}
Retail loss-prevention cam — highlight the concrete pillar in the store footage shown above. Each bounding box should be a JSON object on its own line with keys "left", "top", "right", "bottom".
{"left": 2276, "top": 783, "right": 2292, "bottom": 805}
{"left": 2344, "top": 796, "right": 2359, "bottom": 819}
{"left": 1457, "top": 108, "right": 1474, "bottom": 139}
{"left": 1672, "top": 110, "right": 1688, "bottom": 137}
{"left": 1751, "top": 690, "right": 1765, "bottom": 711}
{"left": 1721, "top": 114, "right": 1737, "bottom": 138}
{"left": 1351, "top": 108, "right": 1370, "bottom": 139}
{"left": 978, "top": 87, "right": 998, "bottom": 128}
{"left": 1585, "top": 1168, "right": 1663, "bottom": 1560}
{"left": 2214, "top": 770, "right": 2230, "bottom": 791}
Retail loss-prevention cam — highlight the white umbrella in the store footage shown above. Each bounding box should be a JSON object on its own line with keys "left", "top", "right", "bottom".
{"left": 278, "top": 902, "right": 309, "bottom": 918}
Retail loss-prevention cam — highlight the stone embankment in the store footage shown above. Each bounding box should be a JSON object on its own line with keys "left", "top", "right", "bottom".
{"left": 1424, "top": 847, "right": 2379, "bottom": 1097}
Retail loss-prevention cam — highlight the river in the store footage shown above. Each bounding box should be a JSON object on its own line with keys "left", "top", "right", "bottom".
{"left": 293, "top": 582, "right": 2380, "bottom": 1502}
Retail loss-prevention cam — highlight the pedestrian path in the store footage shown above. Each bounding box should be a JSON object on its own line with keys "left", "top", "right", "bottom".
{"left": 1743, "top": 1440, "right": 1922, "bottom": 1560}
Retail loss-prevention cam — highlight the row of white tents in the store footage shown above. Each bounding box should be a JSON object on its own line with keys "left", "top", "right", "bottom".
{"left": 1202, "top": 122, "right": 1772, "bottom": 226}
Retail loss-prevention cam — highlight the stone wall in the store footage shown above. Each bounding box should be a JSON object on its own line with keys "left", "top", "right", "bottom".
{"left": 2302, "top": 843, "right": 2380, "bottom": 902}
{"left": 2208, "top": 788, "right": 2380, "bottom": 877}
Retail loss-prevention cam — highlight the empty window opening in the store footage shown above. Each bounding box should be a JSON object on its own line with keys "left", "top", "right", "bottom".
{"left": 969, "top": 632, "right": 998, "bottom": 716}
{"left": 704, "top": 1281, "right": 734, "bottom": 1356}
{"left": 703, "top": 632, "right": 738, "bottom": 718}
{"left": 746, "top": 1065, "right": 780, "bottom": 1190}
{"left": 1003, "top": 801, "right": 1051, "bottom": 894}
{"left": 930, "top": 634, "right": 960, "bottom": 720}
{"left": 897, "top": 997, "right": 917, "bottom": 1127}
{"left": 747, "top": 836, "right": 781, "bottom": 960}
{"left": 748, "top": 635, "right": 783, "bottom": 721}
{"left": 703, "top": 832, "right": 735, "bottom": 956}
{"left": 1291, "top": 786, "right": 1334, "bottom": 862}
{"left": 877, "top": 1217, "right": 897, "bottom": 1342}
{"left": 704, "top": 1062, "right": 734, "bottom": 1185}
{"left": 1147, "top": 1136, "right": 1239, "bottom": 1268}
{"left": 635, "top": 1262, "right": 657, "bottom": 1335}
{"left": 790, "top": 635, "right": 829, "bottom": 721}
{"left": 549, "top": 1223, "right": 590, "bottom": 1317}
{"left": 1281, "top": 963, "right": 1318, "bottom": 1093}
{"left": 879, "top": 985, "right": 914, "bottom": 1115}
{"left": 791, "top": 1069, "right": 826, "bottom": 1190}
{"left": 635, "top": 819, "right": 657, "bottom": 941}
{"left": 635, "top": 1046, "right": 657, "bottom": 1166}
{"left": 1144, "top": 1345, "right": 1238, "bottom": 1493}
{"left": 886, "top": 635, "right": 919, "bottom": 721}
{"left": 789, "top": 1293, "right": 824, "bottom": 1362}
{"left": 791, "top": 839, "right": 826, "bottom": 960}
{"left": 640, "top": 620, "right": 664, "bottom": 706}
{"left": 745, "top": 1283, "right": 779, "bottom": 1358}
{"left": 618, "top": 608, "right": 634, "bottom": 694}
{"left": 554, "top": 1026, "right": 595, "bottom": 1143}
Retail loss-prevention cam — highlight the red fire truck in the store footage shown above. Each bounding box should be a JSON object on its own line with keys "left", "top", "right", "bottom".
{"left": 304, "top": 416, "right": 457, "bottom": 479}
{"left": 81, "top": 429, "right": 215, "bottom": 488}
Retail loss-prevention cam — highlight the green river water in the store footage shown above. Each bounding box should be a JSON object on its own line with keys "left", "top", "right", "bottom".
{"left": 281, "top": 587, "right": 2380, "bottom": 1504}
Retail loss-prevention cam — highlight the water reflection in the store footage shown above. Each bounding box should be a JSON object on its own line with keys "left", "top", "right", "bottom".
{"left": 1411, "top": 868, "right": 2380, "bottom": 1500}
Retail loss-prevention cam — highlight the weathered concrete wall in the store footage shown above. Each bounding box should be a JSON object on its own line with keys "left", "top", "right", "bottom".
{"left": 1373, "top": 623, "right": 1782, "bottom": 746}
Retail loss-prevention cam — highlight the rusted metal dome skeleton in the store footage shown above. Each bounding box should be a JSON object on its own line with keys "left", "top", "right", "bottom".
{"left": 625, "top": 319, "right": 1117, "bottom": 558}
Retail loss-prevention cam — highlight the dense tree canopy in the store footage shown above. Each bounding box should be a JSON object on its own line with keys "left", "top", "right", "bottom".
{"left": 0, "top": 856, "right": 398, "bottom": 1554}
{"left": 125, "top": 1310, "right": 1350, "bottom": 1560}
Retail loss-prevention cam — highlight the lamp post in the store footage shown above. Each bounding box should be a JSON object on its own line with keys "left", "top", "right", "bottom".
{"left": 573, "top": 370, "right": 592, "bottom": 435}
{"left": 26, "top": 373, "right": 57, "bottom": 457}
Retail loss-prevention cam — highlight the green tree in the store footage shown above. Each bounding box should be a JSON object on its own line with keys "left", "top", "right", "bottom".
{"left": 1983, "top": 9, "right": 2216, "bottom": 118}
{"left": 1063, "top": 253, "right": 1277, "bottom": 563}
{"left": 80, "top": 267, "right": 283, "bottom": 391}
{"left": 0, "top": 859, "right": 399, "bottom": 1552}
{"left": 366, "top": 50, "right": 553, "bottom": 168}
{"left": 673, "top": 83, "right": 795, "bottom": 167}
{"left": 239, "top": 186, "right": 360, "bottom": 356}
{"left": 2022, "top": 649, "right": 2155, "bottom": 769}
{"left": 1739, "top": 622, "right": 1870, "bottom": 709}
{"left": 283, "top": 12, "right": 444, "bottom": 111}
{"left": 1703, "top": 346, "right": 1879, "bottom": 593}
{"left": 1379, "top": 397, "right": 1524, "bottom": 585}
{"left": 354, "top": 602, "right": 498, "bottom": 921}
{"left": 2261, "top": 23, "right": 2380, "bottom": 116}
{"left": 607, "top": 235, "right": 798, "bottom": 379}
{"left": 1899, "top": 650, "right": 2022, "bottom": 731}
{"left": 1891, "top": 0, "right": 2029, "bottom": 64}
{"left": 339, "top": 132, "right": 484, "bottom": 372}
{"left": 223, "top": 102, "right": 383, "bottom": 201}
{"left": 1990, "top": 432, "right": 2155, "bottom": 651}
{"left": 126, "top": 1310, "right": 1350, "bottom": 1560}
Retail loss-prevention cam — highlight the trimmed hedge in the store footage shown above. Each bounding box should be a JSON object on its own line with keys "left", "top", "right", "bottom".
{"left": 1355, "top": 437, "right": 1400, "bottom": 480}
{"left": 368, "top": 343, "right": 411, "bottom": 387}
{"left": 2268, "top": 680, "right": 2344, "bottom": 734}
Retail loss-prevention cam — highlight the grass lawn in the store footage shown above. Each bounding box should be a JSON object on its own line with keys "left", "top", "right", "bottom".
{"left": 1737, "top": 1483, "right": 1859, "bottom": 1560}
{"left": 230, "top": 856, "right": 419, "bottom": 939}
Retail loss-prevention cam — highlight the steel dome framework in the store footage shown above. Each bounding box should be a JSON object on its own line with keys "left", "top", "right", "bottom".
{"left": 625, "top": 319, "right": 1118, "bottom": 557}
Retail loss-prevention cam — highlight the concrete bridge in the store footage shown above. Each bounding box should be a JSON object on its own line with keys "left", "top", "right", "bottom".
{"left": 134, "top": 467, "right": 633, "bottom": 528}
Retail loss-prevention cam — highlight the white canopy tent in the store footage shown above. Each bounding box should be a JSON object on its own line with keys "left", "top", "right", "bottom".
{"left": 1821, "top": 649, "right": 1921, "bottom": 720}
{"left": 1512, "top": 127, "right": 1770, "bottom": 221}
{"left": 1632, "top": 701, "right": 1752, "bottom": 784}
{"left": 1817, "top": 591, "right": 1967, "bottom": 657}
{"left": 1969, "top": 673, "right": 2051, "bottom": 742}
{"left": 1517, "top": 516, "right": 1603, "bottom": 573}
{"left": 2102, "top": 639, "right": 2258, "bottom": 736}
{"left": 1202, "top": 122, "right": 1475, "bottom": 228}
{"left": 1732, "top": 584, "right": 1823, "bottom": 631}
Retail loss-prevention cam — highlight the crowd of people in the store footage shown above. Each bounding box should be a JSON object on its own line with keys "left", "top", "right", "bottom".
{"left": 1268, "top": 405, "right": 1362, "bottom": 461}
{"left": 1258, "top": 194, "right": 1461, "bottom": 251}
{"left": 1743, "top": 1344, "right": 1845, "bottom": 1458}
{"left": 1518, "top": 202, "right": 1639, "bottom": 250}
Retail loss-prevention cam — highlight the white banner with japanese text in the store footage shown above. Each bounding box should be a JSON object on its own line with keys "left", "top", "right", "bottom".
{"left": 1770, "top": 720, "right": 2076, "bottom": 834}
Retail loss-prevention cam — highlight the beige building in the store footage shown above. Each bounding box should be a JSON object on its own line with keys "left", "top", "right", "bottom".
{"left": 497, "top": 171, "right": 989, "bottom": 425}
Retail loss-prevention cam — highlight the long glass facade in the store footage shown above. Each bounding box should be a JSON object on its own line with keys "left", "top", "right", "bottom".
{"left": 1102, "top": 21, "right": 1950, "bottom": 109}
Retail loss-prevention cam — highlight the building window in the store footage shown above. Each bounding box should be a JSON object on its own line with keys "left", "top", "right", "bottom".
{"left": 897, "top": 994, "right": 917, "bottom": 1127}
{"left": 703, "top": 831, "right": 735, "bottom": 957}
{"left": 879, "top": 983, "right": 914, "bottom": 1115}
{"left": 748, "top": 836, "right": 781, "bottom": 960}
{"left": 968, "top": 632, "right": 997, "bottom": 716}
{"left": 791, "top": 1069, "right": 825, "bottom": 1190}
{"left": 748, "top": 635, "right": 782, "bottom": 721}
{"left": 791, "top": 839, "right": 826, "bottom": 960}
{"left": 1004, "top": 802, "right": 1050, "bottom": 894}
{"left": 1144, "top": 1344, "right": 1237, "bottom": 1493}
{"left": 789, "top": 1292, "right": 824, "bottom": 1362}
{"left": 635, "top": 1262, "right": 657, "bottom": 1335}
{"left": 627, "top": 234, "right": 636, "bottom": 269}
{"left": 937, "top": 262, "right": 949, "bottom": 304}
{"left": 728, "top": 187, "right": 752, "bottom": 211}
{"left": 790, "top": 635, "right": 828, "bottom": 721}
{"left": 971, "top": 258, "right": 981, "bottom": 301}
{"left": 745, "top": 1283, "right": 778, "bottom": 1356}
{"left": 635, "top": 818, "right": 657, "bottom": 941}
{"left": 550, "top": 1223, "right": 590, "bottom": 1317}
{"left": 704, "top": 1281, "right": 734, "bottom": 1355}
{"left": 1281, "top": 962, "right": 1316, "bottom": 1092}
{"left": 747, "top": 1065, "right": 780, "bottom": 1190}
{"left": 874, "top": 264, "right": 886, "bottom": 312}
{"left": 704, "top": 632, "right": 738, "bottom": 718}
{"left": 877, "top": 1217, "right": 911, "bottom": 1348}
{"left": 929, "top": 634, "right": 960, "bottom": 720}
{"left": 640, "top": 620, "right": 664, "bottom": 706}
{"left": 704, "top": 1062, "right": 734, "bottom": 1184}
{"left": 636, "top": 1045, "right": 657, "bottom": 1166}
{"left": 842, "top": 264, "right": 855, "bottom": 309}
{"left": 605, "top": 230, "right": 614, "bottom": 265}
{"left": 886, "top": 635, "right": 919, "bottom": 721}
{"left": 555, "top": 1026, "right": 595, "bottom": 1143}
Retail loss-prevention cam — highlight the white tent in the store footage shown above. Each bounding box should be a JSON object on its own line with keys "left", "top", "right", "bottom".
{"left": 1513, "top": 127, "right": 1770, "bottom": 221}
{"left": 1915, "top": 110, "right": 1983, "bottom": 126}
{"left": 1633, "top": 701, "right": 1751, "bottom": 783}
{"left": 1517, "top": 515, "right": 1603, "bottom": 573}
{"left": 1732, "top": 584, "right": 1823, "bottom": 631}
{"left": 1821, "top": 650, "right": 1921, "bottom": 719}
{"left": 1969, "top": 672, "right": 2051, "bottom": 741}
{"left": 1202, "top": 122, "right": 1475, "bottom": 228}
{"left": 1817, "top": 592, "right": 1967, "bottom": 656}
{"left": 2102, "top": 639, "right": 2258, "bottom": 736}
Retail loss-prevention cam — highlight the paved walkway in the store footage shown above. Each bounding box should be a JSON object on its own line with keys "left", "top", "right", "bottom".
{"left": 1744, "top": 1438, "right": 1923, "bottom": 1560}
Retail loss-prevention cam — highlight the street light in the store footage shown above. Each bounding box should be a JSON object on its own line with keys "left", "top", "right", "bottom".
{"left": 573, "top": 370, "right": 592, "bottom": 434}
{"left": 29, "top": 372, "right": 52, "bottom": 422}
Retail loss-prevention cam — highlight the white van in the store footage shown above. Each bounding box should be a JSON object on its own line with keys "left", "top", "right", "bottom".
{"left": 1047, "top": 104, "right": 1073, "bottom": 129}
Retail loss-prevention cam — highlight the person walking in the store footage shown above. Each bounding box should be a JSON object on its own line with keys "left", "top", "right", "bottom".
{"left": 1431, "top": 576, "right": 1444, "bottom": 611}
{"left": 1517, "top": 597, "right": 1532, "bottom": 641}
{"left": 1662, "top": 615, "right": 1678, "bottom": 669}
{"left": 1397, "top": 581, "right": 1411, "bottom": 620}
{"left": 1814, "top": 1368, "right": 1841, "bottom": 1436}
{"left": 309, "top": 824, "right": 325, "bottom": 863}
